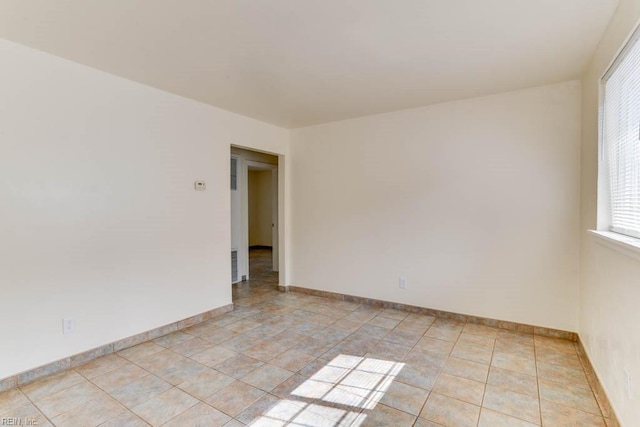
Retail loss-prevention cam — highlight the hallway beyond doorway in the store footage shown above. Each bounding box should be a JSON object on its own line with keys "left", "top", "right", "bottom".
{"left": 233, "top": 247, "right": 279, "bottom": 300}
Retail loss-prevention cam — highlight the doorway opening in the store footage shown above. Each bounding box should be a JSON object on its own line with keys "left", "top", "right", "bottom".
{"left": 230, "top": 147, "right": 279, "bottom": 295}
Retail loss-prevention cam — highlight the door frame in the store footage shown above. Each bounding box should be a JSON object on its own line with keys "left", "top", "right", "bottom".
{"left": 244, "top": 160, "right": 279, "bottom": 278}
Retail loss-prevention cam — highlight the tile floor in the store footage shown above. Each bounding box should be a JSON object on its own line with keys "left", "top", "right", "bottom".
{"left": 0, "top": 249, "right": 608, "bottom": 426}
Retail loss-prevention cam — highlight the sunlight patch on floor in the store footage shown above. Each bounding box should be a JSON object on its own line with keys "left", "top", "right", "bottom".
{"left": 250, "top": 355, "right": 405, "bottom": 426}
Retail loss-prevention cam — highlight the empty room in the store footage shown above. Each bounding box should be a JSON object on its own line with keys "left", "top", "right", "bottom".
{"left": 1, "top": 1, "right": 639, "bottom": 426}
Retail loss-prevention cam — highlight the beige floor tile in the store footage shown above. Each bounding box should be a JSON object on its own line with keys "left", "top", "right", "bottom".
{"left": 433, "top": 373, "right": 485, "bottom": 405}
{"left": 383, "top": 327, "right": 422, "bottom": 347}
{"left": 0, "top": 388, "right": 30, "bottom": 414}
{"left": 33, "top": 380, "right": 104, "bottom": 418}
{"left": 214, "top": 354, "right": 264, "bottom": 379}
{"left": 404, "top": 313, "right": 436, "bottom": 327}
{"left": 109, "top": 375, "right": 172, "bottom": 408}
{"left": 197, "top": 327, "right": 238, "bottom": 344}
{"left": 535, "top": 347, "right": 582, "bottom": 369}
{"left": 131, "top": 387, "right": 198, "bottom": 426}
{"left": 413, "top": 417, "right": 445, "bottom": 427}
{"left": 91, "top": 362, "right": 148, "bottom": 392}
{"left": 99, "top": 410, "right": 150, "bottom": 427}
{"left": 328, "top": 319, "right": 365, "bottom": 334}
{"left": 235, "top": 393, "right": 283, "bottom": 425}
{"left": 451, "top": 342, "right": 494, "bottom": 364}
{"left": 190, "top": 345, "right": 238, "bottom": 367}
{"left": 420, "top": 392, "right": 480, "bottom": 427}
{"left": 153, "top": 331, "right": 194, "bottom": 348}
{"left": 442, "top": 357, "right": 489, "bottom": 383}
{"left": 302, "top": 404, "right": 359, "bottom": 427}
{"left": 177, "top": 369, "right": 235, "bottom": 400}
{"left": 534, "top": 336, "right": 577, "bottom": 355}
{"left": 494, "top": 340, "right": 535, "bottom": 359}
{"left": 540, "top": 399, "right": 606, "bottom": 427}
{"left": 360, "top": 403, "right": 416, "bottom": 426}
{"left": 497, "top": 330, "right": 534, "bottom": 344}
{"left": 379, "top": 308, "right": 409, "bottom": 321}
{"left": 242, "top": 340, "right": 289, "bottom": 362}
{"left": 424, "top": 325, "right": 462, "bottom": 342}
{"left": 219, "top": 333, "right": 266, "bottom": 353}
{"left": 0, "top": 403, "right": 52, "bottom": 427}
{"left": 291, "top": 337, "right": 336, "bottom": 356}
{"left": 75, "top": 354, "right": 130, "bottom": 379}
{"left": 539, "top": 378, "right": 601, "bottom": 416}
{"left": 270, "top": 374, "right": 310, "bottom": 399}
{"left": 162, "top": 402, "right": 231, "bottom": 427}
{"left": 167, "top": 337, "right": 213, "bottom": 357}
{"left": 181, "top": 321, "right": 219, "bottom": 337}
{"left": 241, "top": 365, "right": 295, "bottom": 392}
{"left": 394, "top": 321, "right": 429, "bottom": 336}
{"left": 134, "top": 350, "right": 185, "bottom": 373}
{"left": 479, "top": 408, "right": 538, "bottom": 426}
{"left": 378, "top": 380, "right": 430, "bottom": 415}
{"left": 366, "top": 340, "right": 412, "bottom": 361}
{"left": 205, "top": 380, "right": 266, "bottom": 417}
{"left": 487, "top": 367, "right": 538, "bottom": 398}
{"left": 414, "top": 337, "right": 455, "bottom": 355}
{"left": 463, "top": 324, "right": 500, "bottom": 339}
{"left": 51, "top": 393, "right": 126, "bottom": 426}
{"left": 482, "top": 384, "right": 540, "bottom": 424}
{"left": 457, "top": 333, "right": 497, "bottom": 350}
{"left": 395, "top": 363, "right": 440, "bottom": 391}
{"left": 222, "top": 419, "right": 246, "bottom": 427}
{"left": 536, "top": 361, "right": 590, "bottom": 390}
{"left": 491, "top": 352, "right": 537, "bottom": 376}
{"left": 225, "top": 318, "right": 262, "bottom": 334}
{"left": 118, "top": 342, "right": 165, "bottom": 362}
{"left": 20, "top": 370, "right": 86, "bottom": 401}
{"left": 150, "top": 358, "right": 209, "bottom": 385}
{"left": 356, "top": 323, "right": 391, "bottom": 340}
{"left": 270, "top": 349, "right": 317, "bottom": 372}
{"left": 404, "top": 348, "right": 448, "bottom": 367}
{"left": 368, "top": 316, "right": 401, "bottom": 330}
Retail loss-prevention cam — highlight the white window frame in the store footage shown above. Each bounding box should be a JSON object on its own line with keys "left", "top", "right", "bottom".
{"left": 598, "top": 23, "right": 640, "bottom": 241}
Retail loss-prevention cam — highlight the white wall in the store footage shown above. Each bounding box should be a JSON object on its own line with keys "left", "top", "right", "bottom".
{"left": 248, "top": 170, "right": 273, "bottom": 247}
{"left": 580, "top": 1, "right": 640, "bottom": 425}
{"left": 0, "top": 39, "right": 289, "bottom": 380}
{"left": 291, "top": 81, "right": 581, "bottom": 331}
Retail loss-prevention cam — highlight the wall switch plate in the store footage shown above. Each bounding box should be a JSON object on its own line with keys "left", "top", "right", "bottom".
{"left": 399, "top": 276, "right": 407, "bottom": 289}
{"left": 194, "top": 181, "right": 206, "bottom": 191}
{"left": 62, "top": 318, "right": 75, "bottom": 334}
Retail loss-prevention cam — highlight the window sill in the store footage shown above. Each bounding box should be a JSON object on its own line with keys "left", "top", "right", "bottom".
{"left": 588, "top": 230, "right": 640, "bottom": 262}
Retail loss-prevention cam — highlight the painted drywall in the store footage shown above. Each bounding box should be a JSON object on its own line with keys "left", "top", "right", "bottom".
{"left": 248, "top": 170, "right": 273, "bottom": 247}
{"left": 0, "top": 39, "right": 289, "bottom": 379}
{"left": 291, "top": 81, "right": 581, "bottom": 331}
{"left": 580, "top": 0, "right": 640, "bottom": 424}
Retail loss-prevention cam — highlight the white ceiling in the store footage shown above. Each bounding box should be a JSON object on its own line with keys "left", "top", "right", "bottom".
{"left": 0, "top": 0, "right": 618, "bottom": 128}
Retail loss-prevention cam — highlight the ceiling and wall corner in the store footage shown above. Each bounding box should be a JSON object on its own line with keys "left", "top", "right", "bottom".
{"left": 0, "top": 0, "right": 619, "bottom": 128}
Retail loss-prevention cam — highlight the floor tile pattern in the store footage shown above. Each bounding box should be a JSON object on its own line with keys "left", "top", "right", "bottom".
{"left": 0, "top": 249, "right": 608, "bottom": 426}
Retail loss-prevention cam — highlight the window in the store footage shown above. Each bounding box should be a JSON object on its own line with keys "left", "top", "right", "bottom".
{"left": 602, "top": 26, "right": 640, "bottom": 239}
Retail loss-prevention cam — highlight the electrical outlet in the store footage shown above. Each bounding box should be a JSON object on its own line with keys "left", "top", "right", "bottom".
{"left": 399, "top": 276, "right": 407, "bottom": 289}
{"left": 625, "top": 370, "right": 632, "bottom": 399}
{"left": 62, "top": 317, "right": 75, "bottom": 334}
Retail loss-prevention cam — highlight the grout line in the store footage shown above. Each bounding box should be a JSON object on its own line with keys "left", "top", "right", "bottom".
{"left": 476, "top": 333, "right": 496, "bottom": 427}
{"left": 14, "top": 387, "right": 56, "bottom": 427}
{"left": 533, "top": 335, "right": 543, "bottom": 426}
